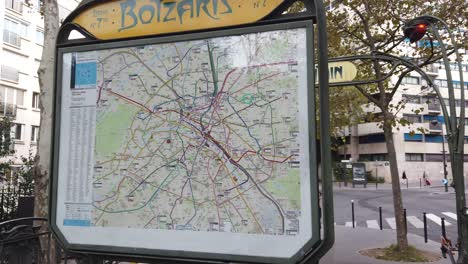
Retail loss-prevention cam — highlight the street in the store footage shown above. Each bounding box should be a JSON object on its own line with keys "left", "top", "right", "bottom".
{"left": 333, "top": 184, "right": 467, "bottom": 244}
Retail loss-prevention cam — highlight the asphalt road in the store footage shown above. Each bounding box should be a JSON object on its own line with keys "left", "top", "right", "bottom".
{"left": 333, "top": 184, "right": 467, "bottom": 244}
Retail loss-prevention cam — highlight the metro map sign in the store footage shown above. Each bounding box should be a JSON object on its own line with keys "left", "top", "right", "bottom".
{"left": 50, "top": 1, "right": 333, "bottom": 263}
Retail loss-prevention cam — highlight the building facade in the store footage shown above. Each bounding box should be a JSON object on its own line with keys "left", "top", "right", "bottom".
{"left": 340, "top": 52, "right": 468, "bottom": 184}
{"left": 0, "top": 0, "right": 80, "bottom": 165}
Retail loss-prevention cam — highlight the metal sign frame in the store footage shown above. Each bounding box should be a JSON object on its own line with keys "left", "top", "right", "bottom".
{"left": 50, "top": 1, "right": 334, "bottom": 263}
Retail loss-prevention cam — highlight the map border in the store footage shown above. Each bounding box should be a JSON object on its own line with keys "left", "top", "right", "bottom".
{"left": 51, "top": 20, "right": 319, "bottom": 264}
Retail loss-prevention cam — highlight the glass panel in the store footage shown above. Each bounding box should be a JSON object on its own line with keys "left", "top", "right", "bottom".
{"left": 16, "top": 90, "right": 24, "bottom": 106}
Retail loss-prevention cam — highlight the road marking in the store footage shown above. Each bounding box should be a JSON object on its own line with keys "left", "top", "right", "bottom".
{"left": 386, "top": 218, "right": 396, "bottom": 229}
{"left": 345, "top": 221, "right": 356, "bottom": 227}
{"left": 442, "top": 212, "right": 457, "bottom": 220}
{"left": 407, "top": 216, "right": 424, "bottom": 228}
{"left": 366, "top": 220, "right": 379, "bottom": 229}
{"left": 426, "top": 213, "right": 452, "bottom": 226}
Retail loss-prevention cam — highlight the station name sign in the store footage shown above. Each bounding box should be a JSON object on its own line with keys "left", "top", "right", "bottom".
{"left": 72, "top": 0, "right": 285, "bottom": 40}
{"left": 314, "top": 61, "right": 358, "bottom": 84}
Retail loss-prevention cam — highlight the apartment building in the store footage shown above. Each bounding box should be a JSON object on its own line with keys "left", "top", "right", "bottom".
{"left": 0, "top": 0, "right": 80, "bottom": 164}
{"left": 339, "top": 53, "right": 468, "bottom": 184}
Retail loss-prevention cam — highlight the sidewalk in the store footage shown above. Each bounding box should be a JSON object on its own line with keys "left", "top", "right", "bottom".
{"left": 322, "top": 226, "right": 452, "bottom": 264}
{"left": 332, "top": 182, "right": 468, "bottom": 193}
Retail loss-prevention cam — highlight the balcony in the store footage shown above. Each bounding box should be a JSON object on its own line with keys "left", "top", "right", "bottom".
{"left": 422, "top": 64, "right": 439, "bottom": 76}
{"left": 428, "top": 122, "right": 442, "bottom": 133}
{"left": 427, "top": 102, "right": 441, "bottom": 114}
{"left": 0, "top": 103, "right": 17, "bottom": 118}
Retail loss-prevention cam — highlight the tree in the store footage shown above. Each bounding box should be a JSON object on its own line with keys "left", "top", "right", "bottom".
{"left": 288, "top": 3, "right": 367, "bottom": 139}
{"left": 326, "top": 0, "right": 467, "bottom": 252}
{"left": 26, "top": 0, "right": 60, "bottom": 260}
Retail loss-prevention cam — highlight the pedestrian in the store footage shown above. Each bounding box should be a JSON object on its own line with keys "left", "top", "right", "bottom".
{"left": 402, "top": 171, "right": 409, "bottom": 188}
{"left": 423, "top": 171, "right": 431, "bottom": 186}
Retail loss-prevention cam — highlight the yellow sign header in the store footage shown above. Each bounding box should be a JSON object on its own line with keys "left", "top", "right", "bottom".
{"left": 315, "top": 61, "right": 358, "bottom": 84}
{"left": 72, "top": 0, "right": 285, "bottom": 40}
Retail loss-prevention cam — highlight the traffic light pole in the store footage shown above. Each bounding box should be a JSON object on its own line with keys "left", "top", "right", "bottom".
{"left": 441, "top": 122, "right": 448, "bottom": 193}
{"left": 404, "top": 15, "right": 467, "bottom": 263}
{"left": 327, "top": 45, "right": 467, "bottom": 262}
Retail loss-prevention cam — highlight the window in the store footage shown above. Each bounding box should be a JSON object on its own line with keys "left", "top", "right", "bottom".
{"left": 434, "top": 79, "right": 448, "bottom": 88}
{"left": 402, "top": 94, "right": 420, "bottom": 104}
{"left": 11, "top": 123, "right": 23, "bottom": 141}
{"left": 32, "top": 92, "right": 39, "bottom": 109}
{"left": 31, "top": 126, "right": 39, "bottom": 142}
{"left": 402, "top": 114, "right": 421, "bottom": 123}
{"left": 426, "top": 154, "right": 446, "bottom": 162}
{"left": 0, "top": 86, "right": 24, "bottom": 105}
{"left": 16, "top": 90, "right": 23, "bottom": 106}
{"left": 425, "top": 135, "right": 444, "bottom": 143}
{"left": 359, "top": 154, "right": 388, "bottom": 161}
{"left": 405, "top": 153, "right": 424, "bottom": 161}
{"left": 404, "top": 133, "right": 423, "bottom": 142}
{"left": 423, "top": 115, "right": 444, "bottom": 123}
{"left": 403, "top": 76, "right": 420, "bottom": 85}
{"left": 3, "top": 19, "right": 28, "bottom": 46}
{"left": 359, "top": 134, "right": 386, "bottom": 144}
{"left": 35, "top": 30, "right": 44, "bottom": 44}
{"left": 5, "top": 0, "right": 23, "bottom": 13}
{"left": 0, "top": 65, "right": 19, "bottom": 82}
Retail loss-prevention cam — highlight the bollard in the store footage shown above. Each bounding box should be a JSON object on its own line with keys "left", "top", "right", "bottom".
{"left": 351, "top": 200, "right": 355, "bottom": 228}
{"left": 404, "top": 209, "right": 407, "bottom": 232}
{"left": 406, "top": 179, "right": 409, "bottom": 189}
{"left": 441, "top": 217, "right": 446, "bottom": 239}
{"left": 419, "top": 178, "right": 422, "bottom": 188}
{"left": 379, "top": 206, "right": 383, "bottom": 230}
{"left": 423, "top": 212, "right": 428, "bottom": 243}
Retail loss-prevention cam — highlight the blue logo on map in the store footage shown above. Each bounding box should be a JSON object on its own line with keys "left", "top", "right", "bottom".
{"left": 75, "top": 62, "right": 97, "bottom": 87}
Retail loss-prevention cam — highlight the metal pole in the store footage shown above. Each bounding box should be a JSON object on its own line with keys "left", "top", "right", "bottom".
{"left": 442, "top": 123, "right": 448, "bottom": 192}
{"left": 442, "top": 217, "right": 447, "bottom": 239}
{"left": 351, "top": 200, "right": 355, "bottom": 228}
{"left": 423, "top": 212, "right": 428, "bottom": 243}
{"left": 379, "top": 206, "right": 383, "bottom": 230}
{"left": 376, "top": 167, "right": 378, "bottom": 190}
{"left": 300, "top": 1, "right": 334, "bottom": 262}
{"left": 428, "top": 19, "right": 467, "bottom": 263}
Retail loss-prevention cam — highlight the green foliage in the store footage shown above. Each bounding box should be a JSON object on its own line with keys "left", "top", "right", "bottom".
{"left": 325, "top": 0, "right": 467, "bottom": 128}
{"left": 16, "top": 153, "right": 36, "bottom": 194}
{"left": 366, "top": 171, "right": 385, "bottom": 183}
{"left": 0, "top": 117, "right": 35, "bottom": 194}
{"left": 0, "top": 117, "right": 14, "bottom": 156}
{"left": 332, "top": 163, "right": 352, "bottom": 182}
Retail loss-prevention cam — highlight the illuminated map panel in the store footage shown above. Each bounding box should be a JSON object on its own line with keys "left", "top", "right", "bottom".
{"left": 55, "top": 27, "right": 316, "bottom": 263}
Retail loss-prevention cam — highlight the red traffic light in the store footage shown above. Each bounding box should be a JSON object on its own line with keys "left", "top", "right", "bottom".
{"left": 416, "top": 24, "right": 427, "bottom": 31}
{"left": 404, "top": 22, "right": 429, "bottom": 43}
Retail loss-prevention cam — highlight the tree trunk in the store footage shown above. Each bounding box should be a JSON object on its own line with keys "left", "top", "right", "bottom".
{"left": 383, "top": 115, "right": 408, "bottom": 251}
{"left": 34, "top": 0, "right": 60, "bottom": 262}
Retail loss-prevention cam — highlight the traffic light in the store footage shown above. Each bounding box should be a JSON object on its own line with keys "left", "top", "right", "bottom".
{"left": 404, "top": 21, "right": 428, "bottom": 43}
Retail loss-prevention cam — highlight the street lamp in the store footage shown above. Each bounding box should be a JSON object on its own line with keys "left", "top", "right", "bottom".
{"left": 430, "top": 119, "right": 449, "bottom": 192}
{"left": 404, "top": 15, "right": 467, "bottom": 263}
